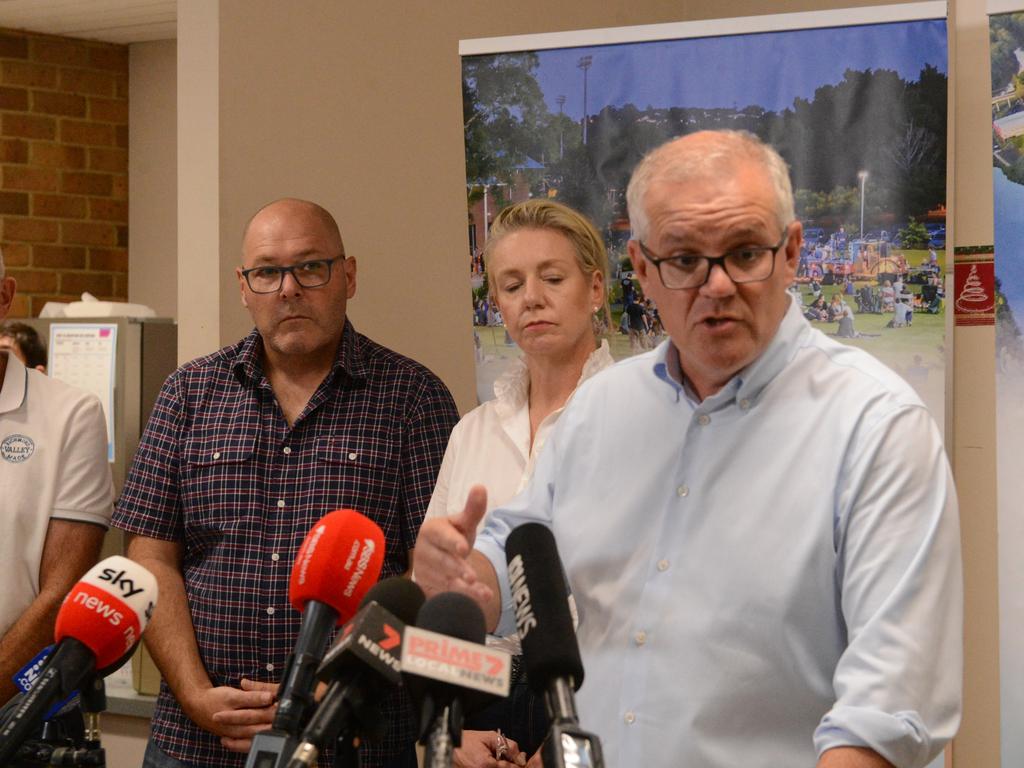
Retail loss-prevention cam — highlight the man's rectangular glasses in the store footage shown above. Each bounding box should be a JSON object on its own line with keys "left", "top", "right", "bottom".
{"left": 638, "top": 229, "right": 789, "bottom": 290}
{"left": 241, "top": 257, "right": 343, "bottom": 294}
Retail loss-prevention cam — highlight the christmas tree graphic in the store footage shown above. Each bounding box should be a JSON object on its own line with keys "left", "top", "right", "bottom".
{"left": 955, "top": 264, "right": 994, "bottom": 313}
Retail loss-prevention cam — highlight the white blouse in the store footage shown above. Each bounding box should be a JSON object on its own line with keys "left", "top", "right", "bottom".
{"left": 425, "top": 340, "right": 615, "bottom": 527}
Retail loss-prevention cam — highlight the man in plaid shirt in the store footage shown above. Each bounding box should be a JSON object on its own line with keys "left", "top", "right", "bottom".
{"left": 113, "top": 199, "right": 459, "bottom": 768}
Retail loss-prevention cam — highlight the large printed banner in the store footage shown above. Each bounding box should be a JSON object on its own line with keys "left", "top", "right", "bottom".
{"left": 990, "top": 4, "right": 1024, "bottom": 765}
{"left": 460, "top": 5, "right": 949, "bottom": 428}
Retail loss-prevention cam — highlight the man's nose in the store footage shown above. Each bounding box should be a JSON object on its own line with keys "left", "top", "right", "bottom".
{"left": 700, "top": 261, "right": 737, "bottom": 296}
{"left": 279, "top": 270, "right": 303, "bottom": 296}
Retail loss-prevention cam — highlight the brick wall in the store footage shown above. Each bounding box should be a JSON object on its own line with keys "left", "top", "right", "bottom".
{"left": 0, "top": 29, "right": 128, "bottom": 318}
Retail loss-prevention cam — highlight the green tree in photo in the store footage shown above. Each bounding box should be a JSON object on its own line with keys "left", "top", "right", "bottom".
{"left": 897, "top": 219, "right": 930, "bottom": 248}
{"left": 462, "top": 53, "right": 549, "bottom": 193}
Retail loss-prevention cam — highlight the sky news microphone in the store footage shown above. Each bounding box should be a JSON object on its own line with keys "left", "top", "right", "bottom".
{"left": 0, "top": 556, "right": 158, "bottom": 764}
{"left": 286, "top": 577, "right": 425, "bottom": 768}
{"left": 244, "top": 509, "right": 384, "bottom": 768}
{"left": 403, "top": 592, "right": 512, "bottom": 768}
{"left": 506, "top": 523, "right": 604, "bottom": 768}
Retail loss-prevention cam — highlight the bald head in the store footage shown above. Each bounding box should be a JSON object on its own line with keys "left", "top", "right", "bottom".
{"left": 242, "top": 198, "right": 345, "bottom": 262}
{"left": 626, "top": 130, "right": 795, "bottom": 242}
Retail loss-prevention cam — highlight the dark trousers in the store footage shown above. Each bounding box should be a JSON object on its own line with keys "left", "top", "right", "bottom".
{"left": 464, "top": 678, "right": 550, "bottom": 757}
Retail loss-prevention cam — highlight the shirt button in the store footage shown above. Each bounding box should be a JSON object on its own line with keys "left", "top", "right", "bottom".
{"left": 271, "top": 553, "right": 280, "bottom": 562}
{"left": 697, "top": 414, "right": 710, "bottom": 426}
{"left": 739, "top": 398, "right": 751, "bottom": 410}
{"left": 266, "top": 607, "right": 275, "bottom": 615}
{"left": 212, "top": 451, "right": 221, "bottom": 460}
{"left": 265, "top": 663, "right": 275, "bottom": 672}
{"left": 277, "top": 499, "right": 285, "bottom": 508}
{"left": 348, "top": 452, "right": 358, "bottom": 460}
{"left": 676, "top": 485, "right": 689, "bottom": 497}
{"left": 635, "top": 631, "right": 647, "bottom": 646}
{"left": 657, "top": 559, "right": 670, "bottom": 572}
{"left": 283, "top": 446, "right": 292, "bottom": 455}
{"left": 624, "top": 712, "right": 636, "bottom": 724}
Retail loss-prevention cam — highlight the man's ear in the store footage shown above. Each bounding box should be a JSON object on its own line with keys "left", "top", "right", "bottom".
{"left": 236, "top": 267, "right": 249, "bottom": 309}
{"left": 628, "top": 241, "right": 652, "bottom": 293}
{"left": 781, "top": 222, "right": 803, "bottom": 282}
{"left": 343, "top": 257, "right": 357, "bottom": 299}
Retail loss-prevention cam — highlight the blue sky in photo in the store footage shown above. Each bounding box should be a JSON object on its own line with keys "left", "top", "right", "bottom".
{"left": 533, "top": 20, "right": 947, "bottom": 119}
{"left": 995, "top": 168, "right": 1024, "bottom": 310}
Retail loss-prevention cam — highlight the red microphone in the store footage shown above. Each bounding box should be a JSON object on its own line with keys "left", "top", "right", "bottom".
{"left": 270, "top": 509, "right": 385, "bottom": 738}
{"left": 0, "top": 556, "right": 158, "bottom": 762}
{"left": 288, "top": 508, "right": 385, "bottom": 624}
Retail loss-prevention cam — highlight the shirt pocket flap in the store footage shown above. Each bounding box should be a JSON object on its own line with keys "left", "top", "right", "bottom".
{"left": 315, "top": 435, "right": 395, "bottom": 471}
{"left": 184, "top": 435, "right": 256, "bottom": 467}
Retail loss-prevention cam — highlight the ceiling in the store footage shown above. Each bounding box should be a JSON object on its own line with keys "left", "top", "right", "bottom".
{"left": 0, "top": 0, "right": 176, "bottom": 44}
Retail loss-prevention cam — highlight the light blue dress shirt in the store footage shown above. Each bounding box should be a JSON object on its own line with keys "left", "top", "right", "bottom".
{"left": 475, "top": 301, "right": 962, "bottom": 768}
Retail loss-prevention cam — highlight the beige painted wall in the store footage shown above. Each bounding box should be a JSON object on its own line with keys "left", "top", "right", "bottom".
{"left": 128, "top": 38, "right": 177, "bottom": 318}
{"left": 119, "top": 0, "right": 1000, "bottom": 763}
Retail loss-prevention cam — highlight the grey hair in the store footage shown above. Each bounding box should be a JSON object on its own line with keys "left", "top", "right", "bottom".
{"left": 626, "top": 130, "right": 795, "bottom": 242}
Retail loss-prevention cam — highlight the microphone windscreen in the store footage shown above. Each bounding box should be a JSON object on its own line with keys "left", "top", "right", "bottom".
{"left": 289, "top": 509, "right": 385, "bottom": 623}
{"left": 505, "top": 523, "right": 583, "bottom": 692}
{"left": 54, "top": 555, "right": 158, "bottom": 670}
{"left": 406, "top": 592, "right": 488, "bottom": 717}
{"left": 359, "top": 577, "right": 425, "bottom": 624}
{"left": 415, "top": 592, "right": 486, "bottom": 644}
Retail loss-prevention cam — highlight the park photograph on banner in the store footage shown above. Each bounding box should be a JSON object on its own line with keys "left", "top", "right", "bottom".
{"left": 460, "top": 6, "right": 949, "bottom": 426}
{"left": 990, "top": 6, "right": 1024, "bottom": 767}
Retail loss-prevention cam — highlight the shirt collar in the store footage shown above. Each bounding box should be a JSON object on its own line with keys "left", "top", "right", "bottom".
{"left": 652, "top": 299, "right": 809, "bottom": 409}
{"left": 492, "top": 339, "right": 615, "bottom": 416}
{"left": 0, "top": 351, "right": 27, "bottom": 414}
{"left": 231, "top": 319, "right": 368, "bottom": 387}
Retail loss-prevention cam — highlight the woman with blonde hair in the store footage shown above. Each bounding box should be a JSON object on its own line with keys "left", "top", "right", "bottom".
{"left": 422, "top": 198, "right": 614, "bottom": 767}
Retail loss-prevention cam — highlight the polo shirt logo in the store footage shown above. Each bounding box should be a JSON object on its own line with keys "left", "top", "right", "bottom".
{"left": 1, "top": 434, "right": 35, "bottom": 463}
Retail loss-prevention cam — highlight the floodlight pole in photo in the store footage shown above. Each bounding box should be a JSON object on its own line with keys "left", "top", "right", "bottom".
{"left": 857, "top": 170, "right": 869, "bottom": 238}
{"left": 556, "top": 95, "right": 566, "bottom": 158}
{"left": 577, "top": 55, "right": 592, "bottom": 145}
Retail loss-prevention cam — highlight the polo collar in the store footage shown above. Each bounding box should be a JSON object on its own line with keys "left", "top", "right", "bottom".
{"left": 0, "top": 351, "right": 27, "bottom": 414}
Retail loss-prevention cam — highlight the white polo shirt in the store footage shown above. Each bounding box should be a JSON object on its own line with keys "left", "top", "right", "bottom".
{"left": 0, "top": 351, "right": 112, "bottom": 635}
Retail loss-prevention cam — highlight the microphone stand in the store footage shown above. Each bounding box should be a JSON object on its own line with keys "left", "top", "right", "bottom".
{"left": 422, "top": 699, "right": 463, "bottom": 768}
{"left": 8, "top": 677, "right": 108, "bottom": 767}
{"left": 540, "top": 678, "right": 604, "bottom": 768}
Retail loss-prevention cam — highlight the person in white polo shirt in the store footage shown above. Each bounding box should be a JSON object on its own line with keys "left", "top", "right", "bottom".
{"left": 0, "top": 250, "right": 112, "bottom": 705}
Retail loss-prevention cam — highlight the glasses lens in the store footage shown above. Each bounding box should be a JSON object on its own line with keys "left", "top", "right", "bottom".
{"left": 293, "top": 260, "right": 332, "bottom": 287}
{"left": 725, "top": 249, "right": 774, "bottom": 282}
{"left": 247, "top": 267, "right": 282, "bottom": 293}
{"left": 660, "top": 256, "right": 707, "bottom": 289}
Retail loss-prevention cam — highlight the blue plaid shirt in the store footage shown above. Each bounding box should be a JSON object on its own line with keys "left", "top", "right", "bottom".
{"left": 114, "top": 321, "right": 458, "bottom": 767}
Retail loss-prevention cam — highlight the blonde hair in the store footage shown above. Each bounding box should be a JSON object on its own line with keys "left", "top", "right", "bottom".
{"left": 483, "top": 199, "right": 609, "bottom": 322}
{"left": 626, "top": 130, "right": 795, "bottom": 242}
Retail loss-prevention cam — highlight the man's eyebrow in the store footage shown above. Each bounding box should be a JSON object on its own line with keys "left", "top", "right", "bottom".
{"left": 661, "top": 225, "right": 774, "bottom": 248}
{"left": 248, "top": 249, "right": 325, "bottom": 266}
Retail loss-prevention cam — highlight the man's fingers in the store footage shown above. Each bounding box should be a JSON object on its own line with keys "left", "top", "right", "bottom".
{"left": 240, "top": 678, "right": 279, "bottom": 696}
{"left": 212, "top": 705, "right": 276, "bottom": 726}
{"left": 447, "top": 576, "right": 493, "bottom": 608}
{"left": 452, "top": 485, "right": 488, "bottom": 539}
{"left": 220, "top": 686, "right": 274, "bottom": 709}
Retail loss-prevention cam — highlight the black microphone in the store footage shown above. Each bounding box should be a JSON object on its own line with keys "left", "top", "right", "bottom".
{"left": 405, "top": 593, "right": 488, "bottom": 768}
{"left": 0, "top": 556, "right": 158, "bottom": 764}
{"left": 506, "top": 523, "right": 605, "bottom": 768}
{"left": 286, "top": 577, "right": 425, "bottom": 768}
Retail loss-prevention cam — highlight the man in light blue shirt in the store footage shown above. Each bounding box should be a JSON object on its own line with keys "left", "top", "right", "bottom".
{"left": 415, "top": 130, "right": 961, "bottom": 768}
